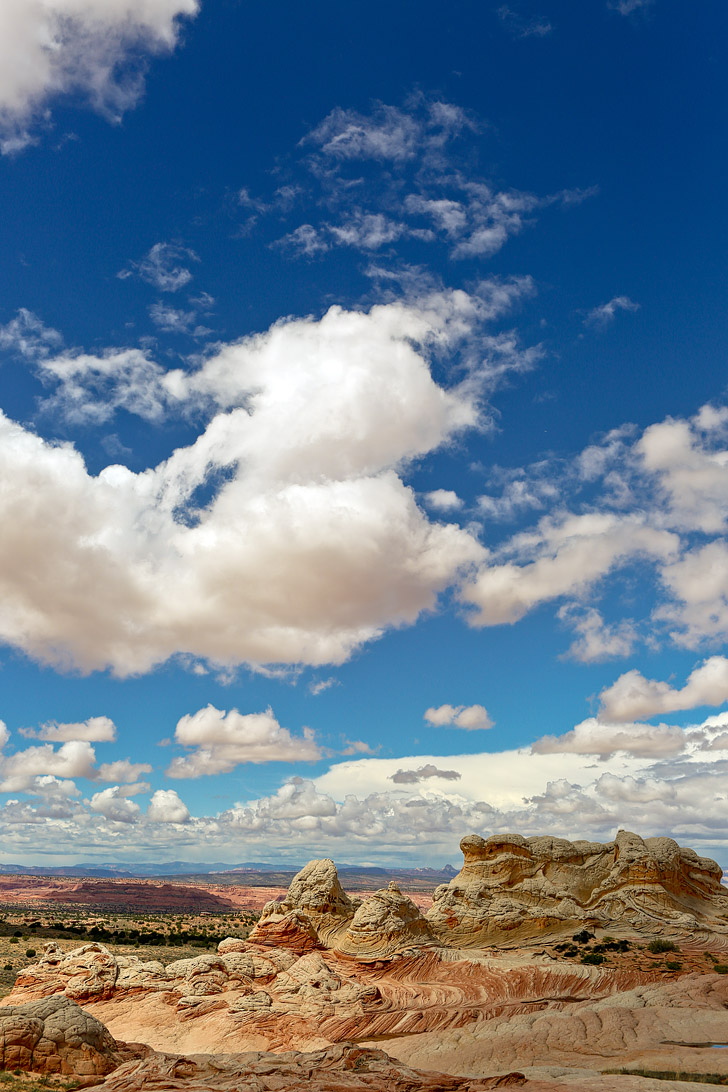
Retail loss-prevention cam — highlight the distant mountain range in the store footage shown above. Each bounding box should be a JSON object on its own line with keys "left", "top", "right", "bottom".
{"left": 0, "top": 861, "right": 458, "bottom": 882}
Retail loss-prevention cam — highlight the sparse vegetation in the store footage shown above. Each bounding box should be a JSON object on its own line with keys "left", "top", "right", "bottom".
{"left": 647, "top": 938, "right": 679, "bottom": 954}
{"left": 580, "top": 951, "right": 606, "bottom": 965}
{"left": 572, "top": 930, "right": 595, "bottom": 944}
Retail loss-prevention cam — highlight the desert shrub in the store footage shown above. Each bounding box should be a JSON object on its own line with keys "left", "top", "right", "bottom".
{"left": 572, "top": 930, "right": 594, "bottom": 944}
{"left": 9, "top": 937, "right": 17, "bottom": 944}
{"left": 647, "top": 939, "right": 678, "bottom": 954}
{"left": 581, "top": 951, "right": 606, "bottom": 965}
{"left": 25, "top": 949, "right": 36, "bottom": 958}
{"left": 665, "top": 961, "right": 682, "bottom": 971}
{"left": 714, "top": 964, "right": 728, "bottom": 974}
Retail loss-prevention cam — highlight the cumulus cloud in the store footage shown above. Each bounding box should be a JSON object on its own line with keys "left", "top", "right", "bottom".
{"left": 97, "top": 759, "right": 153, "bottom": 783}
{"left": 0, "top": 0, "right": 198, "bottom": 153}
{"left": 424, "top": 704, "right": 494, "bottom": 730}
{"left": 598, "top": 657, "right": 728, "bottom": 723}
{"left": 584, "top": 296, "right": 640, "bottom": 327}
{"left": 424, "top": 489, "right": 463, "bottom": 511}
{"left": 559, "top": 607, "right": 637, "bottom": 663}
{"left": 462, "top": 512, "right": 678, "bottom": 627}
{"left": 0, "top": 293, "right": 513, "bottom": 676}
{"left": 0, "top": 740, "right": 97, "bottom": 792}
{"left": 166, "top": 705, "right": 322, "bottom": 778}
{"left": 146, "top": 788, "right": 190, "bottom": 823}
{"left": 531, "top": 717, "right": 687, "bottom": 759}
{"left": 390, "top": 764, "right": 461, "bottom": 783}
{"left": 88, "top": 786, "right": 141, "bottom": 824}
{"left": 7, "top": 712, "right": 728, "bottom": 862}
{"left": 0, "top": 309, "right": 63, "bottom": 359}
{"left": 20, "top": 715, "right": 117, "bottom": 743}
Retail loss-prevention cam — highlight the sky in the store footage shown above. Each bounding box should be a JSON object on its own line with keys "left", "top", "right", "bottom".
{"left": 0, "top": 0, "right": 727, "bottom": 869}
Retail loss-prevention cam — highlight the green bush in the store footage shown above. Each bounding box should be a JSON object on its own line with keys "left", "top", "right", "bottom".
{"left": 572, "top": 930, "right": 595, "bottom": 945}
{"left": 714, "top": 964, "right": 728, "bottom": 974}
{"left": 665, "top": 961, "right": 682, "bottom": 971}
{"left": 581, "top": 951, "right": 606, "bottom": 965}
{"left": 25, "top": 949, "right": 36, "bottom": 959}
{"left": 9, "top": 937, "right": 18, "bottom": 944}
{"left": 647, "top": 939, "right": 678, "bottom": 954}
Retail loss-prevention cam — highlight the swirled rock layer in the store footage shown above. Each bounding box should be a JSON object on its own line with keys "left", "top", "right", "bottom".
{"left": 0, "top": 995, "right": 129, "bottom": 1078}
{"left": 426, "top": 829, "right": 728, "bottom": 947}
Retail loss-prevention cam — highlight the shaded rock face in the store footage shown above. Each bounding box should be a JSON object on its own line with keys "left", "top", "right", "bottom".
{"left": 427, "top": 829, "right": 728, "bottom": 946}
{"left": 0, "top": 995, "right": 125, "bottom": 1078}
{"left": 258, "top": 859, "right": 356, "bottom": 946}
{"left": 335, "top": 881, "right": 438, "bottom": 959}
{"left": 92, "top": 1043, "right": 526, "bottom": 1092}
{"left": 247, "top": 908, "right": 322, "bottom": 953}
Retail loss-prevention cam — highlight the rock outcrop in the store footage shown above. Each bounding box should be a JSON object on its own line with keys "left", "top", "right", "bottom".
{"left": 92, "top": 1043, "right": 526, "bottom": 1092}
{"left": 257, "top": 859, "right": 357, "bottom": 946}
{"left": 382, "top": 971, "right": 728, "bottom": 1081}
{"left": 0, "top": 995, "right": 129, "bottom": 1079}
{"left": 427, "top": 830, "right": 728, "bottom": 946}
{"left": 335, "top": 881, "right": 438, "bottom": 959}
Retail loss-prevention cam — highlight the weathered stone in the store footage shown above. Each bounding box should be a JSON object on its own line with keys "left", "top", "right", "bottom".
{"left": 0, "top": 995, "right": 125, "bottom": 1078}
{"left": 335, "top": 881, "right": 438, "bottom": 958}
{"left": 427, "top": 829, "right": 728, "bottom": 946}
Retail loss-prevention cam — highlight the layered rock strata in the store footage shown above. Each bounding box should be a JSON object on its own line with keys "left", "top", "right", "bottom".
{"left": 335, "top": 881, "right": 438, "bottom": 958}
{"left": 256, "top": 859, "right": 357, "bottom": 947}
{"left": 92, "top": 1043, "right": 526, "bottom": 1092}
{"left": 426, "top": 830, "right": 728, "bottom": 946}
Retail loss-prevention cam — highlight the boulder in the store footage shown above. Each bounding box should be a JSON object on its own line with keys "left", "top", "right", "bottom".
{"left": 0, "top": 995, "right": 127, "bottom": 1078}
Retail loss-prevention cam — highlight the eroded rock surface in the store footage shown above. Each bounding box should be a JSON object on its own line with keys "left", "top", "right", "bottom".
{"left": 381, "top": 971, "right": 728, "bottom": 1081}
{"left": 257, "top": 858, "right": 356, "bottom": 947}
{"left": 335, "top": 881, "right": 438, "bottom": 959}
{"left": 93, "top": 1043, "right": 526, "bottom": 1092}
{"left": 0, "top": 995, "right": 128, "bottom": 1078}
{"left": 427, "top": 830, "right": 728, "bottom": 946}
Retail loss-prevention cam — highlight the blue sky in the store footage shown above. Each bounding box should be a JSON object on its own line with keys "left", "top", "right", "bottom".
{"left": 1, "top": 0, "right": 728, "bottom": 867}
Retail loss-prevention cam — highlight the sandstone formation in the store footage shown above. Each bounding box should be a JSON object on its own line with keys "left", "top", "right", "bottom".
{"left": 92, "top": 1043, "right": 526, "bottom": 1092}
{"left": 4, "top": 938, "right": 656, "bottom": 1055}
{"left": 382, "top": 971, "right": 728, "bottom": 1082}
{"left": 0, "top": 995, "right": 128, "bottom": 1079}
{"left": 256, "top": 858, "right": 357, "bottom": 946}
{"left": 334, "top": 880, "right": 438, "bottom": 958}
{"left": 427, "top": 830, "right": 728, "bottom": 946}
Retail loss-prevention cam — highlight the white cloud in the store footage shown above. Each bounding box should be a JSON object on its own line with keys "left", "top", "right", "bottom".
{"left": 0, "top": 740, "right": 97, "bottom": 792}
{"left": 121, "top": 242, "right": 199, "bottom": 292}
{"left": 166, "top": 705, "right": 322, "bottom": 778}
{"left": 531, "top": 717, "right": 687, "bottom": 759}
{"left": 559, "top": 607, "right": 637, "bottom": 663}
{"left": 0, "top": 294, "right": 507, "bottom": 676}
{"left": 0, "top": 309, "right": 63, "bottom": 359}
{"left": 462, "top": 512, "right": 678, "bottom": 626}
{"left": 424, "top": 704, "right": 494, "bottom": 730}
{"left": 88, "top": 786, "right": 141, "bottom": 824}
{"left": 424, "top": 489, "right": 463, "bottom": 511}
{"left": 21, "top": 715, "right": 117, "bottom": 743}
{"left": 0, "top": 0, "right": 198, "bottom": 153}
{"left": 97, "top": 759, "right": 153, "bottom": 783}
{"left": 8, "top": 713, "right": 728, "bottom": 862}
{"left": 585, "top": 295, "right": 640, "bottom": 327}
{"left": 146, "top": 788, "right": 190, "bottom": 823}
{"left": 598, "top": 657, "right": 728, "bottom": 723}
